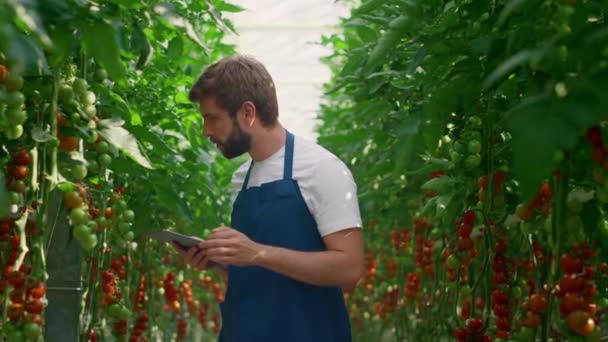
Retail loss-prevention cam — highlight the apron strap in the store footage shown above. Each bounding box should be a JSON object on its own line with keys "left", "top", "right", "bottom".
{"left": 284, "top": 130, "right": 294, "bottom": 180}
{"left": 241, "top": 129, "right": 293, "bottom": 190}
{"left": 241, "top": 160, "right": 254, "bottom": 191}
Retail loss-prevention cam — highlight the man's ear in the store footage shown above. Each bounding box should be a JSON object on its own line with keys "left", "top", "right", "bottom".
{"left": 241, "top": 101, "right": 257, "bottom": 127}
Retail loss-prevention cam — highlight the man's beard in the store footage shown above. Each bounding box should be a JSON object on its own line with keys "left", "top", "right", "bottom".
{"left": 218, "top": 121, "right": 251, "bottom": 159}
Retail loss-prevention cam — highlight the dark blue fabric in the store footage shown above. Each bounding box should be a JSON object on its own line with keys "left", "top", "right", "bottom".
{"left": 218, "top": 130, "right": 351, "bottom": 342}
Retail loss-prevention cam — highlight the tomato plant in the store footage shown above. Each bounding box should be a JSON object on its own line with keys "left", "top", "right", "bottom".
{"left": 0, "top": 0, "right": 243, "bottom": 340}
{"left": 320, "top": 0, "right": 608, "bottom": 340}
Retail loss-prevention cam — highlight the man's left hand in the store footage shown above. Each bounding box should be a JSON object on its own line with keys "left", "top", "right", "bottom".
{"left": 199, "top": 226, "right": 263, "bottom": 266}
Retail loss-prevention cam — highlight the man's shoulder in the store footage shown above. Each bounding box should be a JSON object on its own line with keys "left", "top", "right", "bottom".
{"left": 293, "top": 135, "right": 341, "bottom": 164}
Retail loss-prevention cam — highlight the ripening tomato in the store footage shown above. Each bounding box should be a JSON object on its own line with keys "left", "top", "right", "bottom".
{"left": 521, "top": 311, "right": 541, "bottom": 328}
{"left": 528, "top": 294, "right": 548, "bottom": 313}
{"left": 7, "top": 303, "right": 24, "bottom": 320}
{"left": 25, "top": 299, "right": 43, "bottom": 314}
{"left": 566, "top": 310, "right": 595, "bottom": 336}
{"left": 58, "top": 136, "right": 79, "bottom": 152}
{"left": 11, "top": 149, "right": 31, "bottom": 166}
{"left": 560, "top": 293, "right": 584, "bottom": 316}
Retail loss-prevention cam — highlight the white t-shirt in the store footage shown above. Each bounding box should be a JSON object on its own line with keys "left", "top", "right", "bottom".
{"left": 231, "top": 135, "right": 362, "bottom": 237}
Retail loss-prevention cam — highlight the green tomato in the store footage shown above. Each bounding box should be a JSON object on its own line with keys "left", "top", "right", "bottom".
{"left": 6, "top": 107, "right": 27, "bottom": 125}
{"left": 96, "top": 141, "right": 110, "bottom": 154}
{"left": 82, "top": 91, "right": 96, "bottom": 106}
{"left": 515, "top": 327, "right": 534, "bottom": 342}
{"left": 71, "top": 164, "right": 88, "bottom": 181}
{"left": 107, "top": 303, "right": 122, "bottom": 319}
{"left": 122, "top": 210, "right": 135, "bottom": 222}
{"left": 48, "top": 138, "right": 60, "bottom": 148}
{"left": 87, "top": 160, "right": 99, "bottom": 173}
{"left": 83, "top": 105, "right": 96, "bottom": 119}
{"left": 118, "top": 222, "right": 132, "bottom": 233}
{"left": 467, "top": 140, "right": 482, "bottom": 154}
{"left": 124, "top": 231, "right": 134, "bottom": 241}
{"left": 22, "top": 322, "right": 42, "bottom": 340}
{"left": 96, "top": 217, "right": 107, "bottom": 229}
{"left": 72, "top": 78, "right": 88, "bottom": 95}
{"left": 98, "top": 153, "right": 112, "bottom": 167}
{"left": 5, "top": 91, "right": 25, "bottom": 107}
{"left": 69, "top": 111, "right": 82, "bottom": 124}
{"left": 118, "top": 305, "right": 131, "bottom": 320}
{"left": 5, "top": 74, "right": 24, "bottom": 91}
{"left": 469, "top": 131, "right": 482, "bottom": 141}
{"left": 96, "top": 68, "right": 108, "bottom": 81}
{"left": 73, "top": 223, "right": 92, "bottom": 241}
{"left": 82, "top": 233, "right": 98, "bottom": 250}
{"left": 450, "top": 151, "right": 462, "bottom": 163}
{"left": 6, "top": 329, "right": 25, "bottom": 342}
{"left": 70, "top": 208, "right": 89, "bottom": 225}
{"left": 465, "top": 154, "right": 481, "bottom": 168}
{"left": 8, "top": 191, "right": 20, "bottom": 205}
{"left": 85, "top": 130, "right": 98, "bottom": 144}
{"left": 5, "top": 124, "right": 24, "bottom": 140}
{"left": 445, "top": 254, "right": 460, "bottom": 269}
{"left": 116, "top": 200, "right": 128, "bottom": 212}
{"left": 59, "top": 84, "right": 74, "bottom": 103}
{"left": 511, "top": 285, "right": 522, "bottom": 298}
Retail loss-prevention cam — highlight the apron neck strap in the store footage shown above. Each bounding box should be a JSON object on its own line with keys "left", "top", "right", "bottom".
{"left": 241, "top": 129, "right": 294, "bottom": 190}
{"left": 284, "top": 130, "right": 294, "bottom": 180}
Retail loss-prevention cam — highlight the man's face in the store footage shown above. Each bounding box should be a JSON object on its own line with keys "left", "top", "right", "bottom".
{"left": 200, "top": 96, "right": 251, "bottom": 159}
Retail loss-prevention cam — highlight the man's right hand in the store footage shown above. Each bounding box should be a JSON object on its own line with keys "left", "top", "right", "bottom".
{"left": 171, "top": 241, "right": 212, "bottom": 270}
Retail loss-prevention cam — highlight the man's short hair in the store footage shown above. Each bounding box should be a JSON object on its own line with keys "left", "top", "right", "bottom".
{"left": 189, "top": 55, "right": 279, "bottom": 127}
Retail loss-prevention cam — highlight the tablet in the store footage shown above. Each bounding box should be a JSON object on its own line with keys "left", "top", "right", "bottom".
{"left": 146, "top": 230, "right": 203, "bottom": 249}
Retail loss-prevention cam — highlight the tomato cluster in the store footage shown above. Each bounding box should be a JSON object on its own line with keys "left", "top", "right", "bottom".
{"left": 557, "top": 244, "right": 600, "bottom": 337}
{"left": 0, "top": 64, "right": 27, "bottom": 140}
{"left": 163, "top": 271, "right": 181, "bottom": 314}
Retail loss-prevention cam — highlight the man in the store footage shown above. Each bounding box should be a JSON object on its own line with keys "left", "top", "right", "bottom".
{"left": 174, "top": 55, "right": 364, "bottom": 342}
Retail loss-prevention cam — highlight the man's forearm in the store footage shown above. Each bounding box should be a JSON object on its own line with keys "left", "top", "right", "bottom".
{"left": 253, "top": 244, "right": 363, "bottom": 289}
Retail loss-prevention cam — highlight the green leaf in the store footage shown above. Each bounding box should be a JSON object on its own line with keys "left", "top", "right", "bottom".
{"left": 0, "top": 24, "right": 50, "bottom": 75}
{"left": 365, "top": 15, "right": 411, "bottom": 72}
{"left": 421, "top": 176, "right": 458, "bottom": 193}
{"left": 393, "top": 113, "right": 422, "bottom": 174}
{"left": 353, "top": 0, "right": 385, "bottom": 15}
{"left": 56, "top": 182, "right": 77, "bottom": 192}
{"left": 152, "top": 177, "right": 194, "bottom": 224}
{"left": 31, "top": 127, "right": 56, "bottom": 142}
{"left": 99, "top": 126, "right": 154, "bottom": 169}
{"left": 82, "top": 19, "right": 127, "bottom": 80}
{"left": 496, "top": 0, "right": 527, "bottom": 27}
{"left": 506, "top": 96, "right": 571, "bottom": 201}
{"left": 167, "top": 36, "right": 184, "bottom": 60}
{"left": 482, "top": 50, "right": 533, "bottom": 90}
{"left": 11, "top": 1, "right": 52, "bottom": 48}
{"left": 155, "top": 4, "right": 209, "bottom": 52}
{"left": 215, "top": 2, "right": 245, "bottom": 12}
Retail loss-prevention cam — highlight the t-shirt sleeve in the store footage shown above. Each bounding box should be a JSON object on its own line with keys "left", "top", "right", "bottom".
{"left": 309, "top": 157, "right": 362, "bottom": 237}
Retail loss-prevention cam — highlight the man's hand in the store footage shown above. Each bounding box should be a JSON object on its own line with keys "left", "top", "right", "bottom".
{"left": 171, "top": 241, "right": 213, "bottom": 270}
{"left": 199, "top": 226, "right": 263, "bottom": 266}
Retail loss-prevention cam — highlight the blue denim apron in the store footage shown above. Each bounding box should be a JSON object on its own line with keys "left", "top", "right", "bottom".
{"left": 218, "top": 130, "right": 351, "bottom": 342}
